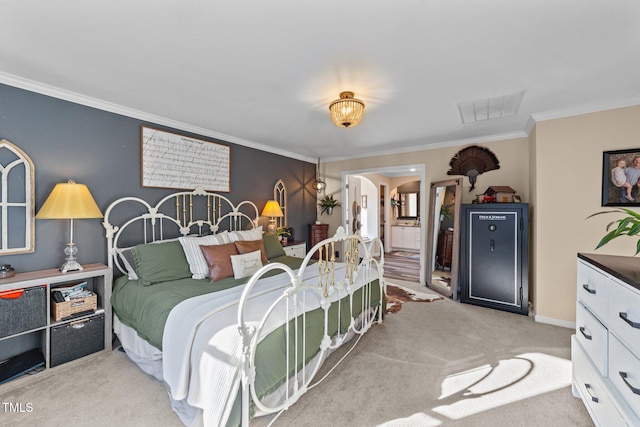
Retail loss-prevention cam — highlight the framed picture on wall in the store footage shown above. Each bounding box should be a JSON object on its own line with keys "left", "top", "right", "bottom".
{"left": 602, "top": 148, "right": 640, "bottom": 206}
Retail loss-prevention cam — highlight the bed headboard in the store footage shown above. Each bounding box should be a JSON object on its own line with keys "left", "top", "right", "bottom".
{"left": 103, "top": 187, "right": 259, "bottom": 275}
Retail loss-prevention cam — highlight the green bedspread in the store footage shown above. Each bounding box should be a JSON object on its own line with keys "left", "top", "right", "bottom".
{"left": 111, "top": 255, "right": 307, "bottom": 350}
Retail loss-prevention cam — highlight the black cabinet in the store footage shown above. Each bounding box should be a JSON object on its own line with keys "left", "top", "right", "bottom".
{"left": 459, "top": 203, "right": 529, "bottom": 315}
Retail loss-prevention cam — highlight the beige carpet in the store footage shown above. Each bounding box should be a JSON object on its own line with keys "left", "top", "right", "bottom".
{"left": 0, "top": 280, "right": 593, "bottom": 426}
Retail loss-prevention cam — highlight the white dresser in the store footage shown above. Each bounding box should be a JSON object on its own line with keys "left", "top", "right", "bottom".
{"left": 573, "top": 254, "right": 640, "bottom": 426}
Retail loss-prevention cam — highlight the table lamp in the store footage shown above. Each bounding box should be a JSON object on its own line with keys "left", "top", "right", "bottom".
{"left": 261, "top": 200, "right": 283, "bottom": 234}
{"left": 36, "top": 179, "right": 103, "bottom": 272}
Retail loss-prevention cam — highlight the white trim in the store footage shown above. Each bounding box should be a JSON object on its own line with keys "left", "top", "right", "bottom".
{"left": 533, "top": 314, "right": 575, "bottom": 330}
{"left": 0, "top": 72, "right": 316, "bottom": 163}
{"left": 530, "top": 96, "right": 640, "bottom": 123}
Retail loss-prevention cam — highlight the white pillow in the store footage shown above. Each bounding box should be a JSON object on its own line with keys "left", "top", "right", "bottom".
{"left": 228, "top": 226, "right": 262, "bottom": 242}
{"left": 179, "top": 232, "right": 230, "bottom": 279}
{"left": 230, "top": 250, "right": 263, "bottom": 279}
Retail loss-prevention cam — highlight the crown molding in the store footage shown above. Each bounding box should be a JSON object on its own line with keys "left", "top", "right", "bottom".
{"left": 0, "top": 72, "right": 317, "bottom": 164}
{"left": 530, "top": 97, "right": 640, "bottom": 123}
{"left": 324, "top": 131, "right": 528, "bottom": 162}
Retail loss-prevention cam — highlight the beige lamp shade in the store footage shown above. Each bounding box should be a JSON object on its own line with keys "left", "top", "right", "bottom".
{"left": 36, "top": 180, "right": 103, "bottom": 219}
{"left": 261, "top": 200, "right": 283, "bottom": 218}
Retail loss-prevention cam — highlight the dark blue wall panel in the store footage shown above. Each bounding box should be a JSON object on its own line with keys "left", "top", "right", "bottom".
{"left": 0, "top": 83, "right": 316, "bottom": 273}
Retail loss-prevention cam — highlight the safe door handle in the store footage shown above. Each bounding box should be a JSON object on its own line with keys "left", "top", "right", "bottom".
{"left": 584, "top": 383, "right": 599, "bottom": 402}
{"left": 582, "top": 284, "right": 596, "bottom": 294}
{"left": 579, "top": 326, "right": 592, "bottom": 340}
{"left": 490, "top": 239, "right": 494, "bottom": 252}
{"left": 619, "top": 372, "right": 640, "bottom": 395}
{"left": 619, "top": 312, "right": 640, "bottom": 329}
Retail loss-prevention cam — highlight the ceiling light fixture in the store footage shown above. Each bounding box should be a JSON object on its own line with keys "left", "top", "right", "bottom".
{"left": 329, "top": 91, "right": 365, "bottom": 128}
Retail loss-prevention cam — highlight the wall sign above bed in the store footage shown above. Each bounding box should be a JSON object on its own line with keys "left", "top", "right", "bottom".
{"left": 141, "top": 126, "right": 230, "bottom": 192}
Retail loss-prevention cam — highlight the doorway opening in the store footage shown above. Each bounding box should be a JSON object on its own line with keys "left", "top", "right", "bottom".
{"left": 342, "top": 165, "right": 426, "bottom": 285}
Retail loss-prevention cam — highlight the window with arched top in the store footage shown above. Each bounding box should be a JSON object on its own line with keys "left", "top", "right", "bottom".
{"left": 274, "top": 179, "right": 287, "bottom": 228}
{"left": 0, "top": 139, "right": 35, "bottom": 254}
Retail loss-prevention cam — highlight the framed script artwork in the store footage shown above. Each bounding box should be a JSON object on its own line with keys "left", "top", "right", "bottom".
{"left": 602, "top": 148, "right": 640, "bottom": 206}
{"left": 141, "top": 126, "right": 230, "bottom": 192}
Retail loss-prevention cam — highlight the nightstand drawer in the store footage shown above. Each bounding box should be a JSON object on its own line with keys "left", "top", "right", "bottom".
{"left": 576, "top": 301, "right": 608, "bottom": 377}
{"left": 283, "top": 243, "right": 305, "bottom": 258}
{"left": 50, "top": 314, "right": 104, "bottom": 367}
{"left": 0, "top": 286, "right": 47, "bottom": 338}
{"left": 577, "top": 260, "right": 609, "bottom": 323}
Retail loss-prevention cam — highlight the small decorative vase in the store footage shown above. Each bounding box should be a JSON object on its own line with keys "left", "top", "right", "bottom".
{"left": 0, "top": 264, "right": 15, "bottom": 278}
{"left": 326, "top": 206, "right": 333, "bottom": 215}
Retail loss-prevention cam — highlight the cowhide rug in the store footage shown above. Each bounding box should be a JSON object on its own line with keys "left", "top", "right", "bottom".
{"left": 386, "top": 283, "right": 443, "bottom": 313}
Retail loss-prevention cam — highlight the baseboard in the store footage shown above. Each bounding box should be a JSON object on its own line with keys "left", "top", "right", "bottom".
{"left": 533, "top": 314, "right": 575, "bottom": 329}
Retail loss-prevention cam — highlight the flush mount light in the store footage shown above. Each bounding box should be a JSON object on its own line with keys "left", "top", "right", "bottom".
{"left": 329, "top": 91, "right": 365, "bottom": 128}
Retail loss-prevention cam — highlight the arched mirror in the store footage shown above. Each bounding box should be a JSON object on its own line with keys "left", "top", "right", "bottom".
{"left": 425, "top": 178, "right": 461, "bottom": 299}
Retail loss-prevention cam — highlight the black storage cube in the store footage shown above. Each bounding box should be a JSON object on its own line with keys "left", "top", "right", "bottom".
{"left": 50, "top": 314, "right": 104, "bottom": 367}
{"left": 0, "top": 286, "right": 47, "bottom": 338}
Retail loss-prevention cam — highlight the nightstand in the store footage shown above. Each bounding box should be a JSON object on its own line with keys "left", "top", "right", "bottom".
{"left": 0, "top": 263, "right": 112, "bottom": 386}
{"left": 282, "top": 241, "right": 306, "bottom": 258}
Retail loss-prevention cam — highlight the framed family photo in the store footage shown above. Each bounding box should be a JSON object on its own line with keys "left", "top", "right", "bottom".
{"left": 602, "top": 148, "right": 640, "bottom": 206}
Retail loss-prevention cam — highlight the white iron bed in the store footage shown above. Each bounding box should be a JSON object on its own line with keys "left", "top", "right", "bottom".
{"left": 103, "top": 188, "right": 386, "bottom": 426}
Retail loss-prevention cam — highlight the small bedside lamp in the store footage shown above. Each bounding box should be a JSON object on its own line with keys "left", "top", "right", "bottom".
{"left": 36, "top": 180, "right": 103, "bottom": 272}
{"left": 261, "top": 200, "right": 283, "bottom": 234}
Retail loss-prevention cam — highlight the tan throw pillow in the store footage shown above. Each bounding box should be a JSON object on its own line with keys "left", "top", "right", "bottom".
{"left": 234, "top": 239, "right": 268, "bottom": 265}
{"left": 199, "top": 243, "right": 238, "bottom": 282}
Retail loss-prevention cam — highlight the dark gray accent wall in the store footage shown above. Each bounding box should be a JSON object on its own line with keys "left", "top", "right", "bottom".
{"left": 0, "top": 83, "right": 317, "bottom": 273}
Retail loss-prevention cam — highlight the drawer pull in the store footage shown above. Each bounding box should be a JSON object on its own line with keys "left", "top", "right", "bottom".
{"left": 619, "top": 312, "right": 640, "bottom": 329}
{"left": 579, "top": 326, "right": 592, "bottom": 340}
{"left": 619, "top": 372, "right": 640, "bottom": 395}
{"left": 582, "top": 284, "right": 596, "bottom": 294}
{"left": 585, "top": 383, "right": 599, "bottom": 403}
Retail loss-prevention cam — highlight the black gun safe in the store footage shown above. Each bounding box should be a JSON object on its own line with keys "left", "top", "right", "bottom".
{"left": 460, "top": 203, "right": 529, "bottom": 315}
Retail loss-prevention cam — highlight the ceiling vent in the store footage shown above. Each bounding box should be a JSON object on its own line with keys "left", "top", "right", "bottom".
{"left": 457, "top": 91, "right": 524, "bottom": 124}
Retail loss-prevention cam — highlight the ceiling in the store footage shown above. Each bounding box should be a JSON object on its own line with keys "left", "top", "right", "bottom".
{"left": 2, "top": 1, "right": 640, "bottom": 163}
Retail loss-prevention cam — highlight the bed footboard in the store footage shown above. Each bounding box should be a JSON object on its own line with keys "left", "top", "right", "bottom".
{"left": 237, "top": 226, "right": 385, "bottom": 426}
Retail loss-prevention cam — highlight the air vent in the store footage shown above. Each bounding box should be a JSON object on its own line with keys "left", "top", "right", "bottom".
{"left": 457, "top": 91, "right": 525, "bottom": 124}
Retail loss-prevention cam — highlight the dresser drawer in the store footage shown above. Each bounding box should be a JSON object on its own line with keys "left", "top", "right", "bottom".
{"left": 577, "top": 260, "right": 610, "bottom": 323}
{"left": 609, "top": 278, "right": 640, "bottom": 356}
{"left": 572, "top": 336, "right": 626, "bottom": 427}
{"left": 609, "top": 335, "right": 640, "bottom": 420}
{"left": 576, "top": 301, "right": 608, "bottom": 376}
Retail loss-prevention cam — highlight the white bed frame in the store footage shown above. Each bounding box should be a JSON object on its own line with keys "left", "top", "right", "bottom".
{"left": 103, "top": 187, "right": 385, "bottom": 426}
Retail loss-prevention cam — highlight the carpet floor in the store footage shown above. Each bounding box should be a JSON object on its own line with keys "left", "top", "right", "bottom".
{"left": 0, "top": 279, "right": 593, "bottom": 427}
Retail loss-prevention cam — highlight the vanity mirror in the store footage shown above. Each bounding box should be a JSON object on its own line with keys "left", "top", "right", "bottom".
{"left": 396, "top": 180, "right": 420, "bottom": 220}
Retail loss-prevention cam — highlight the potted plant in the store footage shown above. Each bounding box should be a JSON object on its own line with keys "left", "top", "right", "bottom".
{"left": 318, "top": 195, "right": 341, "bottom": 215}
{"left": 276, "top": 226, "right": 291, "bottom": 244}
{"left": 588, "top": 207, "right": 640, "bottom": 254}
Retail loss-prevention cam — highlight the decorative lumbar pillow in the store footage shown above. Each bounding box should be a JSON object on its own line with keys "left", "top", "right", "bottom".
{"left": 131, "top": 240, "right": 191, "bottom": 286}
{"left": 230, "top": 250, "right": 263, "bottom": 279}
{"left": 262, "top": 233, "right": 286, "bottom": 260}
{"left": 228, "top": 226, "right": 262, "bottom": 242}
{"left": 234, "top": 239, "right": 268, "bottom": 265}
{"left": 199, "top": 242, "right": 239, "bottom": 282}
{"left": 179, "top": 232, "right": 230, "bottom": 279}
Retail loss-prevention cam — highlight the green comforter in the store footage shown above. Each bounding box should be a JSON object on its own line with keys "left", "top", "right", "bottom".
{"left": 111, "top": 255, "right": 307, "bottom": 350}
